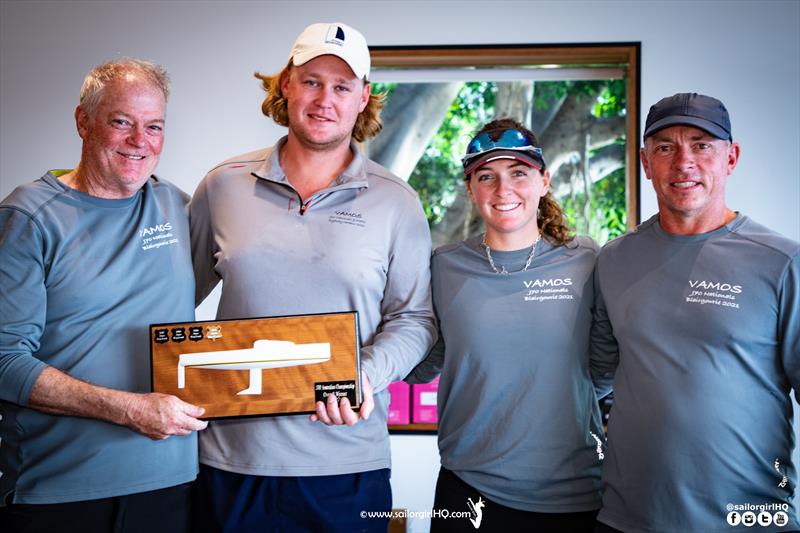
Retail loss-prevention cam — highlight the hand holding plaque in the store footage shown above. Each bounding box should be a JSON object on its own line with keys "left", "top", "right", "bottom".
{"left": 310, "top": 370, "right": 374, "bottom": 426}
{"left": 150, "top": 312, "right": 362, "bottom": 419}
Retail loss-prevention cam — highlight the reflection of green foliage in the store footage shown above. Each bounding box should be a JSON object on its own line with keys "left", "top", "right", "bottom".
{"left": 407, "top": 82, "right": 496, "bottom": 225}
{"left": 533, "top": 80, "right": 628, "bottom": 243}
{"left": 534, "top": 79, "right": 626, "bottom": 118}
{"left": 592, "top": 79, "right": 627, "bottom": 118}
{"left": 533, "top": 80, "right": 569, "bottom": 106}
{"left": 372, "top": 82, "right": 397, "bottom": 100}
{"left": 379, "top": 77, "right": 627, "bottom": 245}
{"left": 561, "top": 163, "right": 628, "bottom": 244}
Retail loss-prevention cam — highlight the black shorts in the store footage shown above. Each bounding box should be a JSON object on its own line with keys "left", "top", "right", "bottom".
{"left": 432, "top": 467, "right": 598, "bottom": 533}
{"left": 0, "top": 482, "right": 192, "bottom": 533}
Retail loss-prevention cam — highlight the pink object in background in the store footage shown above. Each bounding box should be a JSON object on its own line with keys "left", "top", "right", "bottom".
{"left": 387, "top": 381, "right": 411, "bottom": 425}
{"left": 412, "top": 376, "right": 440, "bottom": 424}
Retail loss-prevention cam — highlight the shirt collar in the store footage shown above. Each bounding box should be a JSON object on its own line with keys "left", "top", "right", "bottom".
{"left": 253, "top": 136, "right": 369, "bottom": 190}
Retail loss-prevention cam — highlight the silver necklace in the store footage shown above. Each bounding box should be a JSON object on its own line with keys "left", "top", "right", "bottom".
{"left": 481, "top": 233, "right": 541, "bottom": 275}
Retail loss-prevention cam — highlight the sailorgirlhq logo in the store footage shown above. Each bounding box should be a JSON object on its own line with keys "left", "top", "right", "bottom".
{"left": 726, "top": 502, "right": 789, "bottom": 527}
{"left": 467, "top": 497, "right": 485, "bottom": 529}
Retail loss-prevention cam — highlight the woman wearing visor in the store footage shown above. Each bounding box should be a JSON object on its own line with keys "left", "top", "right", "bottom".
{"left": 407, "top": 118, "right": 611, "bottom": 532}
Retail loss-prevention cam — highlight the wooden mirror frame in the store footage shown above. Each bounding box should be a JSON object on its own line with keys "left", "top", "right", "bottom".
{"left": 371, "top": 42, "right": 642, "bottom": 235}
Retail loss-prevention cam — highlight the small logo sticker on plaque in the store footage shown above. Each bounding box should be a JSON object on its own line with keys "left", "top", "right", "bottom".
{"left": 154, "top": 328, "right": 169, "bottom": 344}
{"left": 207, "top": 325, "right": 223, "bottom": 341}
{"left": 171, "top": 327, "right": 186, "bottom": 343}
{"left": 314, "top": 380, "right": 357, "bottom": 405}
{"left": 188, "top": 326, "right": 204, "bottom": 341}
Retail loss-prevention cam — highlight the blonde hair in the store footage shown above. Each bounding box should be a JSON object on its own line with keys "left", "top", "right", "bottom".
{"left": 467, "top": 117, "right": 573, "bottom": 246}
{"left": 254, "top": 62, "right": 384, "bottom": 142}
{"left": 79, "top": 58, "right": 170, "bottom": 117}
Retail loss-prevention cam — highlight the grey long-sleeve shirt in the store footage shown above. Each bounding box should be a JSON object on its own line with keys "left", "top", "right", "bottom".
{"left": 408, "top": 235, "right": 606, "bottom": 512}
{"left": 595, "top": 214, "right": 800, "bottom": 533}
{"left": 0, "top": 171, "right": 197, "bottom": 505}
{"left": 189, "top": 139, "right": 436, "bottom": 476}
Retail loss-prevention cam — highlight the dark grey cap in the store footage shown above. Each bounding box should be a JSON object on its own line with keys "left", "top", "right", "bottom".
{"left": 643, "top": 93, "right": 732, "bottom": 141}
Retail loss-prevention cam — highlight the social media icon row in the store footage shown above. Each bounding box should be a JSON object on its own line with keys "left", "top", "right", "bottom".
{"left": 727, "top": 510, "right": 788, "bottom": 527}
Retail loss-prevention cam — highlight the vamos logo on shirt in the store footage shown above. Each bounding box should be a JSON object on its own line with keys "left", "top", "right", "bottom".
{"left": 524, "top": 278, "right": 573, "bottom": 288}
{"left": 328, "top": 210, "right": 366, "bottom": 228}
{"left": 139, "top": 221, "right": 179, "bottom": 251}
{"left": 140, "top": 222, "right": 172, "bottom": 237}
{"left": 688, "top": 279, "right": 742, "bottom": 294}
{"left": 523, "top": 278, "right": 574, "bottom": 302}
{"left": 686, "top": 279, "right": 743, "bottom": 309}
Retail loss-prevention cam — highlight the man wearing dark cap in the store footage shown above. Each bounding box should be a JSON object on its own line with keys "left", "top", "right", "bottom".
{"left": 592, "top": 93, "right": 800, "bottom": 532}
{"left": 189, "top": 22, "right": 435, "bottom": 532}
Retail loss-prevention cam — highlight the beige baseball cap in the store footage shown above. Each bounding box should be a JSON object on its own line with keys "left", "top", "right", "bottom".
{"left": 289, "top": 22, "right": 370, "bottom": 80}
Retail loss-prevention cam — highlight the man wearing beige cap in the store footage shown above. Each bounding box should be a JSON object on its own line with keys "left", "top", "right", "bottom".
{"left": 190, "top": 22, "right": 436, "bottom": 532}
{"left": 592, "top": 93, "right": 800, "bottom": 532}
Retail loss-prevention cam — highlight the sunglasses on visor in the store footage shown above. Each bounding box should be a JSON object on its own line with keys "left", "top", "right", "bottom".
{"left": 461, "top": 129, "right": 545, "bottom": 168}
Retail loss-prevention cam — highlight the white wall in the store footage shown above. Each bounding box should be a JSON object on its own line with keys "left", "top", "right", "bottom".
{"left": 2, "top": 2, "right": 798, "bottom": 531}
{"left": 1, "top": 1, "right": 798, "bottom": 240}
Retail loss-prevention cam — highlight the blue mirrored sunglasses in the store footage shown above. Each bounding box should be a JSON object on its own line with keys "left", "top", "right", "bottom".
{"left": 462, "top": 129, "right": 544, "bottom": 167}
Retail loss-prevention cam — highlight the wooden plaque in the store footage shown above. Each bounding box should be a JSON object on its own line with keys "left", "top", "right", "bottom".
{"left": 150, "top": 312, "right": 361, "bottom": 419}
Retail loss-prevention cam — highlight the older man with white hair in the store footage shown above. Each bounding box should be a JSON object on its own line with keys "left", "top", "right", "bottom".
{"left": 0, "top": 58, "right": 206, "bottom": 533}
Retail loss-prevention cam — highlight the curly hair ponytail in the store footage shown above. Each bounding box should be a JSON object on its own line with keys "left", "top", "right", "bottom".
{"left": 538, "top": 192, "right": 573, "bottom": 246}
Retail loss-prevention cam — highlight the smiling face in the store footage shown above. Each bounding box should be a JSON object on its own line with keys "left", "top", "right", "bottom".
{"left": 466, "top": 158, "right": 551, "bottom": 250}
{"left": 641, "top": 125, "right": 739, "bottom": 233}
{"left": 280, "top": 55, "right": 370, "bottom": 152}
{"left": 76, "top": 77, "right": 166, "bottom": 198}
